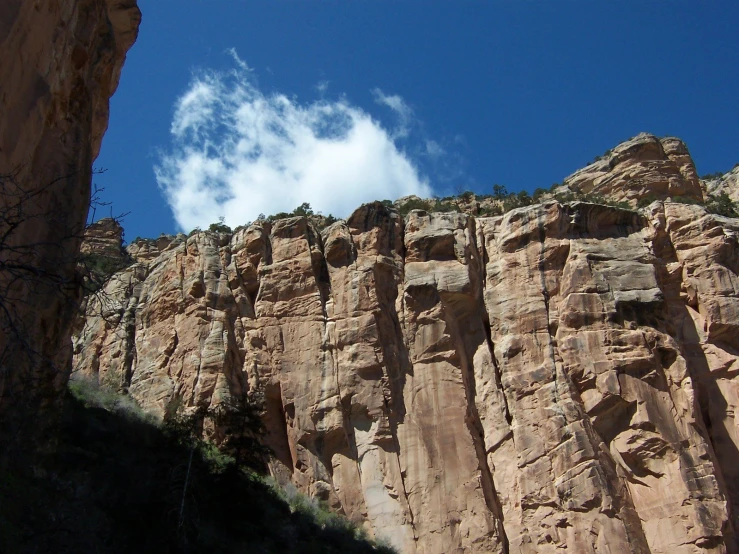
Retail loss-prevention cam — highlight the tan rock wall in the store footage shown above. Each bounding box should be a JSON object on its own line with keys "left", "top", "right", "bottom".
{"left": 75, "top": 196, "right": 739, "bottom": 553}
{"left": 564, "top": 133, "right": 704, "bottom": 205}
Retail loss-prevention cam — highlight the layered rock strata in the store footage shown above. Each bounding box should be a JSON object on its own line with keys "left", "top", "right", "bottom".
{"left": 0, "top": 0, "right": 141, "bottom": 426}
{"left": 76, "top": 187, "right": 739, "bottom": 553}
{"left": 80, "top": 218, "right": 127, "bottom": 259}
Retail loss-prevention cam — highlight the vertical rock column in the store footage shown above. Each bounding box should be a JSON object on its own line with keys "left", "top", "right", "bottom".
{"left": 322, "top": 203, "right": 416, "bottom": 552}
{"left": 479, "top": 203, "right": 650, "bottom": 553}
{"left": 657, "top": 202, "right": 739, "bottom": 550}
{"left": 397, "top": 210, "right": 507, "bottom": 554}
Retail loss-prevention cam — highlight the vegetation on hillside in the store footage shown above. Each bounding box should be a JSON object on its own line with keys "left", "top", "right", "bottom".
{"left": 392, "top": 181, "right": 637, "bottom": 218}
{"left": 191, "top": 205, "right": 342, "bottom": 236}
{"left": 705, "top": 192, "right": 739, "bottom": 218}
{"left": 253, "top": 203, "right": 338, "bottom": 229}
{"left": 78, "top": 251, "right": 133, "bottom": 293}
{"left": 0, "top": 379, "right": 397, "bottom": 554}
{"left": 148, "top": 183, "right": 739, "bottom": 249}
{"left": 635, "top": 191, "right": 739, "bottom": 217}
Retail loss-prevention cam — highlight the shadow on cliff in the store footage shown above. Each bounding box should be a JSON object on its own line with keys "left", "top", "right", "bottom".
{"left": 0, "top": 390, "right": 395, "bottom": 554}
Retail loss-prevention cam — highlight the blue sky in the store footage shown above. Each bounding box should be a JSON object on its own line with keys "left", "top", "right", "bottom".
{"left": 95, "top": 0, "right": 739, "bottom": 240}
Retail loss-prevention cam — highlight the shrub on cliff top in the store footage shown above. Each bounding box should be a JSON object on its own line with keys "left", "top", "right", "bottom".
{"left": 398, "top": 197, "right": 434, "bottom": 215}
{"left": 208, "top": 216, "right": 232, "bottom": 234}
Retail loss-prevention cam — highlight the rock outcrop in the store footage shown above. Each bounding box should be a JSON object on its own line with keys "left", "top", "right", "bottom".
{"left": 0, "top": 0, "right": 141, "bottom": 430}
{"left": 706, "top": 166, "right": 739, "bottom": 204}
{"left": 80, "top": 218, "right": 127, "bottom": 259}
{"left": 75, "top": 134, "right": 739, "bottom": 553}
{"left": 563, "top": 133, "right": 704, "bottom": 205}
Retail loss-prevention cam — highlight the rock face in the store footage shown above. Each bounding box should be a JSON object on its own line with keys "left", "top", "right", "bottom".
{"left": 563, "top": 133, "right": 704, "bottom": 205}
{"left": 75, "top": 137, "right": 739, "bottom": 553}
{"left": 80, "top": 218, "right": 126, "bottom": 259}
{"left": 706, "top": 166, "right": 739, "bottom": 204}
{"left": 0, "top": 0, "right": 141, "bottom": 428}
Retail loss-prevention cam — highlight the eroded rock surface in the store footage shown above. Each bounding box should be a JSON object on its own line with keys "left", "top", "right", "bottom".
{"left": 563, "top": 133, "right": 704, "bottom": 205}
{"left": 76, "top": 183, "right": 739, "bottom": 553}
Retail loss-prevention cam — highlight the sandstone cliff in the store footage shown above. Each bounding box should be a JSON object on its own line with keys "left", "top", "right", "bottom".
{"left": 561, "top": 133, "right": 704, "bottom": 205}
{"left": 75, "top": 135, "right": 739, "bottom": 554}
{"left": 0, "top": 0, "right": 141, "bottom": 431}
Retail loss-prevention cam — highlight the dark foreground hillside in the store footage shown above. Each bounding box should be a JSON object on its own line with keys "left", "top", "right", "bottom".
{"left": 0, "top": 387, "right": 393, "bottom": 554}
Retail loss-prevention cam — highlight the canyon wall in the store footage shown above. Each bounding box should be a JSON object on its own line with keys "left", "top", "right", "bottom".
{"left": 75, "top": 135, "right": 739, "bottom": 554}
{"left": 0, "top": 0, "right": 141, "bottom": 431}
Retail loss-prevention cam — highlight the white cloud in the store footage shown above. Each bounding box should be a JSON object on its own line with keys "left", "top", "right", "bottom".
{"left": 425, "top": 139, "right": 445, "bottom": 158}
{"left": 315, "top": 80, "right": 330, "bottom": 95}
{"left": 156, "top": 59, "right": 431, "bottom": 232}
{"left": 372, "top": 88, "right": 413, "bottom": 138}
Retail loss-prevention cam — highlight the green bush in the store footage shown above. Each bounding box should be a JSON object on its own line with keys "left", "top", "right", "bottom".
{"left": 492, "top": 184, "right": 508, "bottom": 200}
{"left": 434, "top": 200, "right": 460, "bottom": 213}
{"left": 575, "top": 192, "right": 632, "bottom": 210}
{"left": 548, "top": 189, "right": 634, "bottom": 211}
{"left": 320, "top": 214, "right": 339, "bottom": 229}
{"left": 706, "top": 192, "right": 739, "bottom": 218}
{"left": 630, "top": 192, "right": 738, "bottom": 218}
{"left": 79, "top": 252, "right": 132, "bottom": 293}
{"left": 701, "top": 171, "right": 724, "bottom": 180}
{"left": 398, "top": 198, "right": 434, "bottom": 216}
{"left": 501, "top": 190, "right": 532, "bottom": 211}
{"left": 292, "top": 202, "right": 314, "bottom": 217}
{"left": 479, "top": 204, "right": 503, "bottom": 216}
{"left": 553, "top": 190, "right": 578, "bottom": 203}
{"left": 589, "top": 148, "right": 613, "bottom": 164}
{"left": 265, "top": 480, "right": 394, "bottom": 550}
{"left": 209, "top": 216, "right": 232, "bottom": 234}
{"left": 636, "top": 195, "right": 659, "bottom": 208}
{"left": 533, "top": 187, "right": 548, "bottom": 201}
{"left": 265, "top": 203, "right": 322, "bottom": 222}
{"left": 266, "top": 211, "right": 292, "bottom": 222}
{"left": 68, "top": 376, "right": 155, "bottom": 424}
{"left": 670, "top": 196, "right": 700, "bottom": 205}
